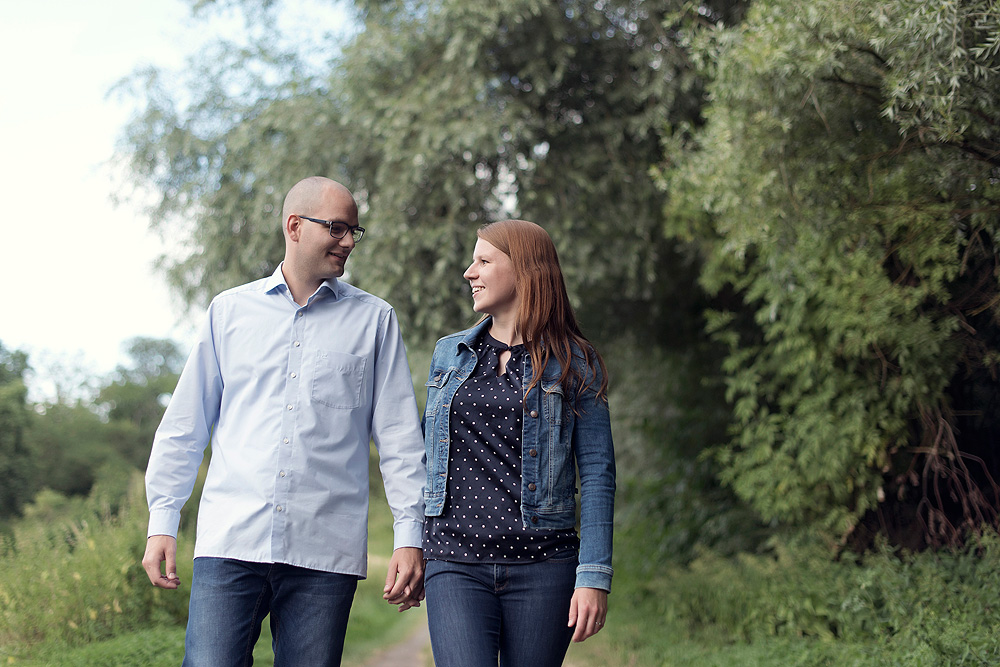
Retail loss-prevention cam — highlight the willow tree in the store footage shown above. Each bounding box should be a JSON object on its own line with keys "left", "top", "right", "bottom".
{"left": 664, "top": 0, "right": 1000, "bottom": 547}
{"left": 116, "top": 0, "right": 744, "bottom": 344}
{"left": 116, "top": 0, "right": 752, "bottom": 557}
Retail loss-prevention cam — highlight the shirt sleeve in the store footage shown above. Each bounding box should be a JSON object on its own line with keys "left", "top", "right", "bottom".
{"left": 144, "top": 304, "right": 224, "bottom": 539}
{"left": 369, "top": 307, "right": 426, "bottom": 550}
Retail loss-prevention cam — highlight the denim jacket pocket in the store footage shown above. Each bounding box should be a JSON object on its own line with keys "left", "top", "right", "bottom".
{"left": 541, "top": 380, "right": 567, "bottom": 430}
{"left": 311, "top": 350, "right": 366, "bottom": 409}
{"left": 540, "top": 380, "right": 577, "bottom": 503}
{"left": 424, "top": 369, "right": 453, "bottom": 416}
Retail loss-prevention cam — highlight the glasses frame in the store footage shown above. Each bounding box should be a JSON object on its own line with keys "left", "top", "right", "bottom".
{"left": 297, "top": 215, "right": 365, "bottom": 242}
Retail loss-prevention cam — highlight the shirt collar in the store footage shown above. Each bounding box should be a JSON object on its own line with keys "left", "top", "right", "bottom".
{"left": 265, "top": 263, "right": 340, "bottom": 302}
{"left": 483, "top": 331, "right": 524, "bottom": 353}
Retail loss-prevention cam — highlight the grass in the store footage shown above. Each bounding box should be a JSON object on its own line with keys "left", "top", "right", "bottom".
{"left": 1, "top": 451, "right": 422, "bottom": 666}
{"left": 0, "top": 476, "right": 190, "bottom": 663}
{"left": 565, "top": 626, "right": 884, "bottom": 667}
{"left": 566, "top": 638, "right": 872, "bottom": 667}
{"left": 13, "top": 581, "right": 423, "bottom": 667}
{"left": 9, "top": 628, "right": 186, "bottom": 667}
{"left": 8, "top": 451, "right": 1000, "bottom": 666}
{"left": 563, "top": 513, "right": 1000, "bottom": 667}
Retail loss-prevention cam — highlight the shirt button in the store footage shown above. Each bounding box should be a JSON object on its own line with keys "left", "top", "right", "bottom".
{"left": 297, "top": 312, "right": 304, "bottom": 318}
{"left": 529, "top": 410, "right": 539, "bottom": 418}
{"left": 528, "top": 483, "right": 536, "bottom": 491}
{"left": 279, "top": 471, "right": 286, "bottom": 477}
{"left": 283, "top": 437, "right": 289, "bottom": 444}
{"left": 529, "top": 449, "right": 538, "bottom": 457}
{"left": 290, "top": 372, "right": 297, "bottom": 378}
{"left": 276, "top": 506, "right": 284, "bottom": 512}
{"left": 294, "top": 341, "right": 301, "bottom": 347}
{"left": 287, "top": 404, "right": 293, "bottom": 410}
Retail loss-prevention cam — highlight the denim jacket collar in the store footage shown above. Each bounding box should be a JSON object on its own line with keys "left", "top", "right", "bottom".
{"left": 456, "top": 317, "right": 492, "bottom": 354}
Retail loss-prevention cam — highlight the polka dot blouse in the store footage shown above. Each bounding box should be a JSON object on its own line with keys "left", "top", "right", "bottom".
{"left": 423, "top": 332, "right": 578, "bottom": 563}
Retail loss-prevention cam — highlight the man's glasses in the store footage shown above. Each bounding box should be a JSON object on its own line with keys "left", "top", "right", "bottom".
{"left": 298, "top": 215, "right": 365, "bottom": 242}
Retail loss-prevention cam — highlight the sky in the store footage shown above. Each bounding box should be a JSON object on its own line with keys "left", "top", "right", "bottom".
{"left": 0, "top": 0, "right": 348, "bottom": 399}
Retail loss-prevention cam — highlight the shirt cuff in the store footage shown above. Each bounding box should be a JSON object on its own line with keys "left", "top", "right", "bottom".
{"left": 392, "top": 519, "right": 425, "bottom": 550}
{"left": 147, "top": 508, "right": 182, "bottom": 539}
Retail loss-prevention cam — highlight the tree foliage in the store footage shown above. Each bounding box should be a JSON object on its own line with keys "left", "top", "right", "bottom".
{"left": 336, "top": 0, "right": 746, "bottom": 340}
{"left": 96, "top": 337, "right": 184, "bottom": 468}
{"left": 28, "top": 403, "right": 124, "bottom": 498}
{"left": 7, "top": 338, "right": 184, "bottom": 510}
{"left": 114, "top": 0, "right": 753, "bottom": 555}
{"left": 114, "top": 0, "right": 1000, "bottom": 550}
{"left": 0, "top": 342, "right": 32, "bottom": 519}
{"left": 663, "top": 0, "right": 1000, "bottom": 545}
{"left": 115, "top": 0, "right": 744, "bottom": 344}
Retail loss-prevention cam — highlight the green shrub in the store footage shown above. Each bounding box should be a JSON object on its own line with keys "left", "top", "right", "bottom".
{"left": 599, "top": 516, "right": 1000, "bottom": 665}
{"left": 646, "top": 531, "right": 1000, "bottom": 664}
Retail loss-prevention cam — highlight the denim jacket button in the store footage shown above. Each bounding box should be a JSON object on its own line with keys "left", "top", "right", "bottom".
{"left": 528, "top": 483, "right": 536, "bottom": 491}
{"left": 529, "top": 449, "right": 538, "bottom": 457}
{"left": 529, "top": 410, "right": 539, "bottom": 418}
{"left": 531, "top": 516, "right": 539, "bottom": 524}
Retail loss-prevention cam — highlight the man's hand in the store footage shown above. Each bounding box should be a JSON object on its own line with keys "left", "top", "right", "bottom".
{"left": 383, "top": 547, "right": 424, "bottom": 612}
{"left": 142, "top": 535, "right": 181, "bottom": 589}
{"left": 568, "top": 587, "right": 608, "bottom": 642}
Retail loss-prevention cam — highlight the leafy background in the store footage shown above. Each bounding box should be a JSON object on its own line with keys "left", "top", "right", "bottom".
{"left": 2, "top": 0, "right": 999, "bottom": 664}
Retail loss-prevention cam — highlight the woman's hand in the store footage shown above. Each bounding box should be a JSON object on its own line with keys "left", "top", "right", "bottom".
{"left": 568, "top": 587, "right": 608, "bottom": 642}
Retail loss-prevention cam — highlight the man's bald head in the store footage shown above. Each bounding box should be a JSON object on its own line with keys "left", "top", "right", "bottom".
{"left": 281, "top": 177, "right": 358, "bottom": 233}
{"left": 279, "top": 177, "right": 360, "bottom": 300}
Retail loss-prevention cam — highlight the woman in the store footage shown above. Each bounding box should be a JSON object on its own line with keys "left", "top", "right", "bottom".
{"left": 422, "top": 219, "right": 615, "bottom": 667}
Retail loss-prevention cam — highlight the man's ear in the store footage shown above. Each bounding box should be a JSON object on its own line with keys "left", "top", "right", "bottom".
{"left": 286, "top": 214, "right": 302, "bottom": 242}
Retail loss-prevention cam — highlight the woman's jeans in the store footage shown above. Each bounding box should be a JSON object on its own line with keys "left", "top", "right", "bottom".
{"left": 424, "top": 553, "right": 577, "bottom": 667}
{"left": 182, "top": 557, "right": 358, "bottom": 667}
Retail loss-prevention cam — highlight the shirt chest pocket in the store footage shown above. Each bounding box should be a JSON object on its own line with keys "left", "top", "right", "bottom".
{"left": 311, "top": 350, "right": 367, "bottom": 409}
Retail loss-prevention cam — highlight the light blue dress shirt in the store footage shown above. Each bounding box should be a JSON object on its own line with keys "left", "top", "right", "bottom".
{"left": 145, "top": 264, "right": 426, "bottom": 577}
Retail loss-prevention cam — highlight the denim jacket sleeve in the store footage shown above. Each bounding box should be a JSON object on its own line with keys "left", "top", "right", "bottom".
{"left": 571, "top": 363, "right": 616, "bottom": 592}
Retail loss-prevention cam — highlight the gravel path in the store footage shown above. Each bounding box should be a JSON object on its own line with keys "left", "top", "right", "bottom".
{"left": 357, "top": 612, "right": 432, "bottom": 667}
{"left": 355, "top": 613, "right": 586, "bottom": 667}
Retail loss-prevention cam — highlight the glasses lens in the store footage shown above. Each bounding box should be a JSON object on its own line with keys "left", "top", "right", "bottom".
{"left": 352, "top": 228, "right": 365, "bottom": 242}
{"left": 328, "top": 222, "right": 349, "bottom": 238}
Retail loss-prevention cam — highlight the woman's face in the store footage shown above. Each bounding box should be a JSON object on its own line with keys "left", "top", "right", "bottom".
{"left": 463, "top": 239, "right": 519, "bottom": 319}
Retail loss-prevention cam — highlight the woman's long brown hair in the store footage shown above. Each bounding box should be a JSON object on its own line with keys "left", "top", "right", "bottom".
{"left": 476, "top": 219, "right": 608, "bottom": 403}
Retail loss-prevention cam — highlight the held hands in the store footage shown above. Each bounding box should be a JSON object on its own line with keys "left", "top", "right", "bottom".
{"left": 383, "top": 547, "right": 425, "bottom": 612}
{"left": 142, "top": 535, "right": 182, "bottom": 589}
{"left": 568, "top": 587, "right": 608, "bottom": 642}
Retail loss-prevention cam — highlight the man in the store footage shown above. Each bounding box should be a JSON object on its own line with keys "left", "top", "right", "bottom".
{"left": 142, "top": 176, "right": 425, "bottom": 666}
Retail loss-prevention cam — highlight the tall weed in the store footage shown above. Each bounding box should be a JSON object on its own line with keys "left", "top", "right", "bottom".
{"left": 2, "top": 447, "right": 418, "bottom": 665}
{"left": 0, "top": 472, "right": 189, "bottom": 658}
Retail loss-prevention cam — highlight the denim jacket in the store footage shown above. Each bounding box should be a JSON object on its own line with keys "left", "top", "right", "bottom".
{"left": 422, "top": 318, "right": 615, "bottom": 591}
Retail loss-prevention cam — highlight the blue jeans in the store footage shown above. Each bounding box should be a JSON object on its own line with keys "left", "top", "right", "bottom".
{"left": 424, "top": 552, "right": 577, "bottom": 667}
{"left": 183, "top": 557, "right": 358, "bottom": 667}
